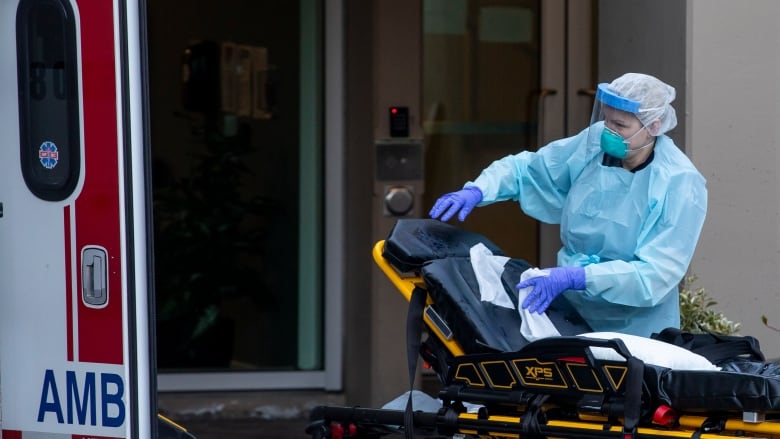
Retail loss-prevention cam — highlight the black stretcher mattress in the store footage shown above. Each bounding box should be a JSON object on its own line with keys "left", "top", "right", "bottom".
{"left": 653, "top": 361, "right": 780, "bottom": 413}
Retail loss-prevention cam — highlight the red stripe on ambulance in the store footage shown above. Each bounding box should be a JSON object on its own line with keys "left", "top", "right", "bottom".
{"left": 74, "top": 0, "right": 123, "bottom": 365}
{"left": 65, "top": 205, "right": 74, "bottom": 362}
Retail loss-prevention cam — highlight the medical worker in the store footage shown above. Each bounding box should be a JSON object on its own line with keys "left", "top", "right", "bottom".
{"left": 429, "top": 73, "right": 707, "bottom": 337}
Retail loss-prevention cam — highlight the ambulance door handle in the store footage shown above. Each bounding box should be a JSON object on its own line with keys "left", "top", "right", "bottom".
{"left": 82, "top": 247, "right": 108, "bottom": 306}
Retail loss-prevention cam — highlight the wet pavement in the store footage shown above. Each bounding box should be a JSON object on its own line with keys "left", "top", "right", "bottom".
{"left": 176, "top": 417, "right": 312, "bottom": 438}
{"left": 158, "top": 390, "right": 345, "bottom": 439}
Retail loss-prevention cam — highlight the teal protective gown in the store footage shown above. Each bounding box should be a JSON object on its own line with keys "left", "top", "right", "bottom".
{"left": 466, "top": 124, "right": 707, "bottom": 336}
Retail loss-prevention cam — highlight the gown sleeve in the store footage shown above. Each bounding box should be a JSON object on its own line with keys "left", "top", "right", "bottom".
{"left": 466, "top": 128, "right": 594, "bottom": 224}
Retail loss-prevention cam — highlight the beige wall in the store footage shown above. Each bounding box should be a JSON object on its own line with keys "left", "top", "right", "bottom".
{"left": 686, "top": 0, "right": 780, "bottom": 357}
{"left": 598, "top": 0, "right": 780, "bottom": 358}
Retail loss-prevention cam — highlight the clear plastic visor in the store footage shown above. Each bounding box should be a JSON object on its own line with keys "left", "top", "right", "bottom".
{"left": 586, "top": 83, "right": 642, "bottom": 146}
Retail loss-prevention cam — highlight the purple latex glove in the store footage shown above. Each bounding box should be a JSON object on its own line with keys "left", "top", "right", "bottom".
{"left": 518, "top": 266, "right": 586, "bottom": 314}
{"left": 429, "top": 187, "right": 483, "bottom": 222}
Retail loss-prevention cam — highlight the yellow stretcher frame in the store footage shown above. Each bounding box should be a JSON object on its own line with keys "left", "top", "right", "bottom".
{"left": 454, "top": 412, "right": 780, "bottom": 439}
{"left": 366, "top": 239, "right": 780, "bottom": 439}
{"left": 306, "top": 244, "right": 780, "bottom": 439}
{"left": 373, "top": 240, "right": 465, "bottom": 356}
{"left": 309, "top": 404, "right": 780, "bottom": 439}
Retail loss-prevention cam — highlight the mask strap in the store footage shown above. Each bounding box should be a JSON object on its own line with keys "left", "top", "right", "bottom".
{"left": 622, "top": 125, "right": 653, "bottom": 156}
{"left": 627, "top": 138, "right": 654, "bottom": 155}
{"left": 624, "top": 125, "right": 647, "bottom": 143}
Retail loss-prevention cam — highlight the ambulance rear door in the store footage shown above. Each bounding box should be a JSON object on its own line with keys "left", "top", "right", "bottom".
{"left": 0, "top": 0, "right": 155, "bottom": 437}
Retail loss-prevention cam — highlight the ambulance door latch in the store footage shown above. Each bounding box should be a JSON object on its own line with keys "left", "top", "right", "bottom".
{"left": 82, "top": 247, "right": 108, "bottom": 306}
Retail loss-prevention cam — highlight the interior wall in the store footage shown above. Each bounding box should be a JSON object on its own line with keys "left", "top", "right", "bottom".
{"left": 686, "top": 0, "right": 780, "bottom": 357}
{"left": 148, "top": 1, "right": 301, "bottom": 183}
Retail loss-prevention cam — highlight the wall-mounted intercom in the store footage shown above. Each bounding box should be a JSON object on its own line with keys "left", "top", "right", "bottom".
{"left": 375, "top": 138, "right": 424, "bottom": 217}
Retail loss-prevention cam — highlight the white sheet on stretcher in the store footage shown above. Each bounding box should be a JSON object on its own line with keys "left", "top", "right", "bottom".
{"left": 469, "top": 243, "right": 560, "bottom": 341}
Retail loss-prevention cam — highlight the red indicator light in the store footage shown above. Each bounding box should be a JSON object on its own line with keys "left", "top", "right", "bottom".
{"left": 558, "top": 356, "right": 586, "bottom": 363}
{"left": 389, "top": 106, "right": 409, "bottom": 137}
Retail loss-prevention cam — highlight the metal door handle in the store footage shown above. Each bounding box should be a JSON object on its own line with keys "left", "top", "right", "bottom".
{"left": 536, "top": 88, "right": 557, "bottom": 147}
{"left": 82, "top": 247, "right": 107, "bottom": 306}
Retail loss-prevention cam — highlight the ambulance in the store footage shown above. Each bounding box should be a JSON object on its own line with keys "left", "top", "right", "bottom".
{"left": 0, "top": 0, "right": 188, "bottom": 437}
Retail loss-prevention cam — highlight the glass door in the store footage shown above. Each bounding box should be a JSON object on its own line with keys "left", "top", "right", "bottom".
{"left": 423, "top": 0, "right": 593, "bottom": 265}
{"left": 147, "top": 0, "right": 326, "bottom": 391}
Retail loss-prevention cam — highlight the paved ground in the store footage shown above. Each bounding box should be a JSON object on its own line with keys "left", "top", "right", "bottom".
{"left": 177, "top": 417, "right": 312, "bottom": 438}
{"left": 158, "top": 390, "right": 345, "bottom": 439}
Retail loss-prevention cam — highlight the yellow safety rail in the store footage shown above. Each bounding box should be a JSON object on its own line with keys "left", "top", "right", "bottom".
{"left": 372, "top": 240, "right": 466, "bottom": 357}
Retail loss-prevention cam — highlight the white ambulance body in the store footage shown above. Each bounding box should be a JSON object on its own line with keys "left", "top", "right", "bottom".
{"left": 0, "top": 0, "right": 155, "bottom": 437}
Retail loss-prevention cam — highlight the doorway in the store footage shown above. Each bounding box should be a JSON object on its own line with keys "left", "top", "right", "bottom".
{"left": 147, "top": 0, "right": 327, "bottom": 391}
{"left": 422, "top": 0, "right": 594, "bottom": 265}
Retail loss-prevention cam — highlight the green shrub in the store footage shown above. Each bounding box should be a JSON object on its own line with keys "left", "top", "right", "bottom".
{"left": 761, "top": 315, "right": 780, "bottom": 332}
{"left": 679, "top": 275, "right": 740, "bottom": 335}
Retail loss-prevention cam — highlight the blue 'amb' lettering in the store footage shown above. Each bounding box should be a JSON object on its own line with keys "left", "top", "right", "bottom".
{"left": 37, "top": 369, "right": 125, "bottom": 428}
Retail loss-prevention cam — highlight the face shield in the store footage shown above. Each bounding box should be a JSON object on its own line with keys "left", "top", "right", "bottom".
{"left": 587, "top": 83, "right": 648, "bottom": 159}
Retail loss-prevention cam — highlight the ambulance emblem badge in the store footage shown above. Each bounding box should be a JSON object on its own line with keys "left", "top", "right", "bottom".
{"left": 39, "top": 141, "right": 59, "bottom": 169}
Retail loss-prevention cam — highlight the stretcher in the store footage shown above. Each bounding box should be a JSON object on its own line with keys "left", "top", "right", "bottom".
{"left": 307, "top": 219, "right": 780, "bottom": 439}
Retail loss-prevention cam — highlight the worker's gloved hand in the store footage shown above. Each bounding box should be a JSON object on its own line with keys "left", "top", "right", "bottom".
{"left": 518, "top": 266, "right": 586, "bottom": 314}
{"left": 429, "top": 187, "right": 483, "bottom": 222}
